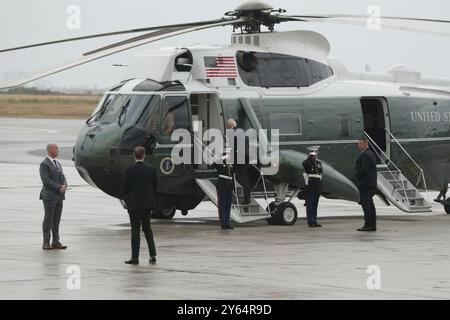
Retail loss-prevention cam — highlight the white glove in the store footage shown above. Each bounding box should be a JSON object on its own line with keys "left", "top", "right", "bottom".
{"left": 303, "top": 173, "right": 308, "bottom": 186}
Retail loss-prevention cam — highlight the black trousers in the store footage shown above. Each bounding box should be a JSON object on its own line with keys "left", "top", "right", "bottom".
{"left": 42, "top": 200, "right": 63, "bottom": 243}
{"left": 217, "top": 189, "right": 232, "bottom": 227}
{"left": 305, "top": 179, "right": 321, "bottom": 225}
{"left": 236, "top": 164, "right": 251, "bottom": 202}
{"left": 128, "top": 209, "right": 157, "bottom": 260}
{"left": 359, "top": 188, "right": 377, "bottom": 228}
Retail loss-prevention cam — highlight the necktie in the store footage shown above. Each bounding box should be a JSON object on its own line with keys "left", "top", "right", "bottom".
{"left": 53, "top": 160, "right": 60, "bottom": 171}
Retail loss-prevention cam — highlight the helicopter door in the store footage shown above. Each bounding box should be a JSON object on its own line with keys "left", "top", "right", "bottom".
{"left": 153, "top": 95, "right": 190, "bottom": 176}
{"left": 190, "top": 93, "right": 224, "bottom": 167}
{"left": 360, "top": 97, "right": 390, "bottom": 158}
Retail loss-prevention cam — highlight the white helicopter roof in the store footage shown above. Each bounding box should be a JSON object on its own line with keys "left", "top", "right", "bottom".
{"left": 119, "top": 29, "right": 450, "bottom": 100}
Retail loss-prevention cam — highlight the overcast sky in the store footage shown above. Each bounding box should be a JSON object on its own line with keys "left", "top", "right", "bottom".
{"left": 1, "top": 0, "right": 450, "bottom": 89}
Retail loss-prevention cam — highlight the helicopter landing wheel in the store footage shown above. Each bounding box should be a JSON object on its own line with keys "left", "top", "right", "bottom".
{"left": 266, "top": 201, "right": 279, "bottom": 225}
{"left": 152, "top": 207, "right": 176, "bottom": 219}
{"left": 268, "top": 201, "right": 298, "bottom": 225}
{"left": 445, "top": 198, "right": 450, "bottom": 214}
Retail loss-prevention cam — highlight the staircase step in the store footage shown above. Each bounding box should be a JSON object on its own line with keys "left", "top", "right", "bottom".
{"left": 396, "top": 189, "right": 418, "bottom": 198}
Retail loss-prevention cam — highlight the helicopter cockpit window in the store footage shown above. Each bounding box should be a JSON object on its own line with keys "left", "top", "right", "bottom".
{"left": 118, "top": 95, "right": 153, "bottom": 125}
{"left": 87, "top": 95, "right": 108, "bottom": 124}
{"left": 160, "top": 96, "right": 189, "bottom": 135}
{"left": 137, "top": 95, "right": 161, "bottom": 133}
{"left": 237, "top": 51, "right": 333, "bottom": 88}
{"left": 97, "top": 94, "right": 127, "bottom": 124}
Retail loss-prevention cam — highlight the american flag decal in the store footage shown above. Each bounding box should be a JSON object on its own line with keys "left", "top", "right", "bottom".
{"left": 204, "top": 56, "right": 237, "bottom": 78}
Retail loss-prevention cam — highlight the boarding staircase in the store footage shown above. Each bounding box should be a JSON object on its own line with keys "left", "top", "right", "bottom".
{"left": 365, "top": 130, "right": 432, "bottom": 213}
{"left": 193, "top": 135, "right": 271, "bottom": 223}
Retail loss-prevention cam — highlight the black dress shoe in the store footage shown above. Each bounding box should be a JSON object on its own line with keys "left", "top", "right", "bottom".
{"left": 226, "top": 225, "right": 234, "bottom": 229}
{"left": 52, "top": 242, "right": 67, "bottom": 249}
{"left": 357, "top": 226, "right": 377, "bottom": 232}
{"left": 314, "top": 223, "right": 322, "bottom": 227}
{"left": 308, "top": 224, "right": 316, "bottom": 227}
{"left": 221, "top": 225, "right": 228, "bottom": 230}
{"left": 124, "top": 259, "right": 139, "bottom": 265}
{"left": 42, "top": 243, "right": 53, "bottom": 250}
{"left": 149, "top": 256, "right": 157, "bottom": 264}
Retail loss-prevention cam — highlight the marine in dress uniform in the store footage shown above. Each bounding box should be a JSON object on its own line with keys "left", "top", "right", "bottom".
{"left": 215, "top": 153, "right": 235, "bottom": 230}
{"left": 302, "top": 146, "right": 323, "bottom": 227}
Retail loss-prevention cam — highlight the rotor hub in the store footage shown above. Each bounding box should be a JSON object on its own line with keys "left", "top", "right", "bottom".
{"left": 225, "top": 1, "right": 286, "bottom": 33}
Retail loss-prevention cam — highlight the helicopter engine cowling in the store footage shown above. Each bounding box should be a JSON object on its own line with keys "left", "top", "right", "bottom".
{"left": 267, "top": 149, "right": 360, "bottom": 203}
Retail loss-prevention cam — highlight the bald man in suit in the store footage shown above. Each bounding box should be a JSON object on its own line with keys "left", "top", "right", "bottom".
{"left": 39, "top": 144, "right": 68, "bottom": 250}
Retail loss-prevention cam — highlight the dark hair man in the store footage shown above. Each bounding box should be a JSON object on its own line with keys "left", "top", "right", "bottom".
{"left": 122, "top": 146, "right": 158, "bottom": 264}
{"left": 354, "top": 138, "right": 378, "bottom": 232}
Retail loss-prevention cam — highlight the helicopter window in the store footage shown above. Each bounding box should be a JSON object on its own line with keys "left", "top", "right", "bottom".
{"left": 237, "top": 51, "right": 332, "bottom": 87}
{"left": 310, "top": 60, "right": 334, "bottom": 84}
{"left": 259, "top": 56, "right": 309, "bottom": 87}
{"left": 137, "top": 95, "right": 161, "bottom": 133}
{"left": 86, "top": 95, "right": 108, "bottom": 124}
{"left": 270, "top": 113, "right": 302, "bottom": 135}
{"left": 118, "top": 95, "right": 153, "bottom": 125}
{"left": 160, "top": 96, "right": 190, "bottom": 135}
{"left": 338, "top": 115, "right": 352, "bottom": 137}
{"left": 99, "top": 94, "right": 127, "bottom": 124}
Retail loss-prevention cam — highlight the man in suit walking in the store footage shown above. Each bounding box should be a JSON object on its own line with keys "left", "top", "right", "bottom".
{"left": 122, "top": 146, "right": 158, "bottom": 265}
{"left": 354, "top": 138, "right": 378, "bottom": 232}
{"left": 39, "top": 144, "right": 68, "bottom": 250}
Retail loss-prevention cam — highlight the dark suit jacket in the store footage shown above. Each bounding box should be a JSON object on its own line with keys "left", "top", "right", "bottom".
{"left": 354, "top": 148, "right": 377, "bottom": 188}
{"left": 123, "top": 161, "right": 158, "bottom": 210}
{"left": 232, "top": 127, "right": 250, "bottom": 165}
{"left": 39, "top": 158, "right": 67, "bottom": 201}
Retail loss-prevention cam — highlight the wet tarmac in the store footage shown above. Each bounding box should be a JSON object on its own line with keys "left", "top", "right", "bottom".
{"left": 0, "top": 117, "right": 449, "bottom": 299}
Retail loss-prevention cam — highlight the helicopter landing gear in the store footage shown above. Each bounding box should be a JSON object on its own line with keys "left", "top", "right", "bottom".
{"left": 152, "top": 207, "right": 176, "bottom": 219}
{"left": 444, "top": 198, "right": 450, "bottom": 214}
{"left": 266, "top": 201, "right": 298, "bottom": 225}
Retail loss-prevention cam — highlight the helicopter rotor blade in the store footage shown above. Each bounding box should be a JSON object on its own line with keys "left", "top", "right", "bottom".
{"left": 0, "top": 18, "right": 243, "bottom": 89}
{"left": 282, "top": 15, "right": 450, "bottom": 38}
{"left": 0, "top": 18, "right": 231, "bottom": 54}
{"left": 288, "top": 14, "right": 450, "bottom": 24}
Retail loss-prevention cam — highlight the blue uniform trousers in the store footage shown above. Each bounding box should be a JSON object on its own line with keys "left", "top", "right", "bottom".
{"left": 306, "top": 178, "right": 321, "bottom": 225}
{"left": 217, "top": 189, "right": 232, "bottom": 227}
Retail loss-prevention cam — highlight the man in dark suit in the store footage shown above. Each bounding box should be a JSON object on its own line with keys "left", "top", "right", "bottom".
{"left": 354, "top": 138, "right": 378, "bottom": 231}
{"left": 226, "top": 118, "right": 251, "bottom": 205}
{"left": 122, "top": 146, "right": 158, "bottom": 265}
{"left": 39, "top": 144, "right": 68, "bottom": 250}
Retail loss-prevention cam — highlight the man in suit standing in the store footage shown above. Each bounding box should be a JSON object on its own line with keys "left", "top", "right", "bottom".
{"left": 122, "top": 146, "right": 158, "bottom": 265}
{"left": 39, "top": 144, "right": 68, "bottom": 250}
{"left": 354, "top": 138, "right": 378, "bottom": 232}
{"left": 226, "top": 118, "right": 251, "bottom": 205}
